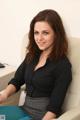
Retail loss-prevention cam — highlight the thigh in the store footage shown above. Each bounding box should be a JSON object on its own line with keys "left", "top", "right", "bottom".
{"left": 0, "top": 106, "right": 31, "bottom": 120}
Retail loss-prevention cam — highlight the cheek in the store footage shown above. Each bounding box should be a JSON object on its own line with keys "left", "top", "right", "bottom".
{"left": 47, "top": 37, "right": 54, "bottom": 44}
{"left": 34, "top": 36, "right": 36, "bottom": 41}
{"left": 49, "top": 35, "right": 54, "bottom": 44}
{"left": 34, "top": 36, "right": 39, "bottom": 43}
{"left": 34, "top": 37, "right": 37, "bottom": 43}
{"left": 47, "top": 41, "right": 53, "bottom": 47}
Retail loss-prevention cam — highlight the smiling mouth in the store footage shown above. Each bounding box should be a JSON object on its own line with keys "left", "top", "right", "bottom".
{"left": 38, "top": 42, "right": 45, "bottom": 45}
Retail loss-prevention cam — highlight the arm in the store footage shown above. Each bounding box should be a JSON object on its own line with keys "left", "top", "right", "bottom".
{"left": 0, "top": 84, "right": 16, "bottom": 103}
{"left": 43, "top": 58, "right": 72, "bottom": 120}
{"left": 8, "top": 56, "right": 27, "bottom": 91}
{"left": 0, "top": 56, "right": 27, "bottom": 104}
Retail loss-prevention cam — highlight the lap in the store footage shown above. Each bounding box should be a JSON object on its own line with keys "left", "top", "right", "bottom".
{"left": 0, "top": 106, "right": 31, "bottom": 120}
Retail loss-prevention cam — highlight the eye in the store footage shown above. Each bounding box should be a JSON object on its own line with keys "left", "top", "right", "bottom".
{"left": 43, "top": 31, "right": 49, "bottom": 35}
{"left": 34, "top": 31, "right": 39, "bottom": 35}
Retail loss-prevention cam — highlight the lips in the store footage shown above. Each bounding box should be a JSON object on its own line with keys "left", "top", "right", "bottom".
{"left": 37, "top": 42, "right": 45, "bottom": 46}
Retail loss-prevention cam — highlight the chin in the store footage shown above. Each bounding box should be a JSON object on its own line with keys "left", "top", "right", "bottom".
{"left": 39, "top": 47, "right": 45, "bottom": 51}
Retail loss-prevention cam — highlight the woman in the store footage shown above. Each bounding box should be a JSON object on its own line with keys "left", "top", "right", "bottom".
{"left": 0, "top": 9, "right": 72, "bottom": 120}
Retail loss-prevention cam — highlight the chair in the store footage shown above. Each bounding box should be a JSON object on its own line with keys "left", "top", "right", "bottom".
{"left": 19, "top": 35, "right": 80, "bottom": 120}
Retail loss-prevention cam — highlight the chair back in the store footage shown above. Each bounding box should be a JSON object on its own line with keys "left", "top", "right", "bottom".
{"left": 20, "top": 35, "right": 80, "bottom": 111}
{"left": 62, "top": 37, "right": 80, "bottom": 112}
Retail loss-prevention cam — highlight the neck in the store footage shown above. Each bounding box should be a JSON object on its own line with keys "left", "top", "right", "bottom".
{"left": 40, "top": 51, "right": 50, "bottom": 61}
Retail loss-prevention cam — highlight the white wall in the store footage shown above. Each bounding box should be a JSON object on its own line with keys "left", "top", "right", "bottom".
{"left": 0, "top": 0, "right": 80, "bottom": 66}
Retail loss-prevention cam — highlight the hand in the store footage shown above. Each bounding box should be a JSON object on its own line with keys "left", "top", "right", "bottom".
{"left": 42, "top": 111, "right": 56, "bottom": 120}
{"left": 0, "top": 90, "right": 8, "bottom": 103}
{"left": 42, "top": 119, "right": 56, "bottom": 120}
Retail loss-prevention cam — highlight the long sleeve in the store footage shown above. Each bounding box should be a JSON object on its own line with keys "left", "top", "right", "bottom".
{"left": 47, "top": 58, "right": 72, "bottom": 116}
{"left": 8, "top": 57, "right": 27, "bottom": 91}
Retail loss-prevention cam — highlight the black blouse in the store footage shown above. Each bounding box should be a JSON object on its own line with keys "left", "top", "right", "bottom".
{"left": 8, "top": 55, "right": 72, "bottom": 115}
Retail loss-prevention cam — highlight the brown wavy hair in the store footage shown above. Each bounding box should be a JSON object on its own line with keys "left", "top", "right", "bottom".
{"left": 26, "top": 9, "right": 68, "bottom": 62}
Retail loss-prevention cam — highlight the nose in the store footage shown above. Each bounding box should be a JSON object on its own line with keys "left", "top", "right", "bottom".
{"left": 38, "top": 33, "right": 43, "bottom": 41}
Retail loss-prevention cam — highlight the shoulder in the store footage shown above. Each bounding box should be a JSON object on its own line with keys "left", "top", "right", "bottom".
{"left": 47, "top": 56, "right": 71, "bottom": 71}
{"left": 54, "top": 56, "right": 72, "bottom": 75}
{"left": 56, "top": 56, "right": 71, "bottom": 68}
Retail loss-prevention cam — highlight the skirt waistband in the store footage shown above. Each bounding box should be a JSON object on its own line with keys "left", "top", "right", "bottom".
{"left": 24, "top": 95, "right": 49, "bottom": 110}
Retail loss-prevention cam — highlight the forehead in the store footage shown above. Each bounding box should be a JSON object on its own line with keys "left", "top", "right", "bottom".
{"left": 34, "top": 21, "right": 52, "bottom": 31}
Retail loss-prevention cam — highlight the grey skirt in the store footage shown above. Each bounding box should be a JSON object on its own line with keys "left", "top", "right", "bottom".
{"left": 22, "top": 96, "right": 49, "bottom": 120}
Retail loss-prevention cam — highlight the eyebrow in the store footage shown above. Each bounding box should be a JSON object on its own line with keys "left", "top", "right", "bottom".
{"left": 34, "top": 29, "right": 49, "bottom": 32}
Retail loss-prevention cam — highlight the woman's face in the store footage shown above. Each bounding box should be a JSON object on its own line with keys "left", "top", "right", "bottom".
{"left": 34, "top": 21, "right": 55, "bottom": 52}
